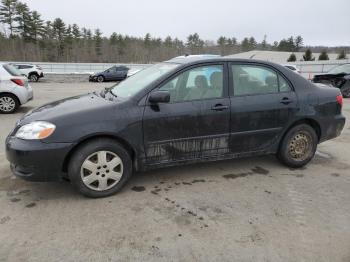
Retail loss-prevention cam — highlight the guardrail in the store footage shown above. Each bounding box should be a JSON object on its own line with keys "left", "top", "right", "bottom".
{"left": 1, "top": 61, "right": 151, "bottom": 74}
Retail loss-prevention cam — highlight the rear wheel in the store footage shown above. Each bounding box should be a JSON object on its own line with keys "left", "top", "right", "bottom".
{"left": 29, "top": 73, "right": 39, "bottom": 82}
{"left": 97, "top": 75, "right": 105, "bottom": 83}
{"left": 0, "top": 94, "right": 20, "bottom": 114}
{"left": 277, "top": 124, "right": 318, "bottom": 168}
{"left": 68, "top": 138, "right": 132, "bottom": 198}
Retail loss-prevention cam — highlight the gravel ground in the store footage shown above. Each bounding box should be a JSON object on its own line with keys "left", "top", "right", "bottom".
{"left": 0, "top": 82, "right": 350, "bottom": 262}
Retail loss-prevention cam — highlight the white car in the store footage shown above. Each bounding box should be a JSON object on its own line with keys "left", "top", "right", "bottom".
{"left": 283, "top": 64, "right": 301, "bottom": 74}
{"left": 11, "top": 63, "right": 44, "bottom": 82}
{"left": 0, "top": 63, "right": 33, "bottom": 113}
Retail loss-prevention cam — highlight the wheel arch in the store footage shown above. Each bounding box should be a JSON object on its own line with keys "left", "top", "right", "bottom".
{"left": 280, "top": 118, "right": 322, "bottom": 148}
{"left": 0, "top": 92, "right": 21, "bottom": 105}
{"left": 62, "top": 134, "right": 137, "bottom": 174}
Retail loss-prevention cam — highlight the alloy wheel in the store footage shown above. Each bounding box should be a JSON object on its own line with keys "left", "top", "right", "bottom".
{"left": 80, "top": 151, "right": 123, "bottom": 191}
{"left": 0, "top": 96, "right": 16, "bottom": 112}
{"left": 97, "top": 76, "right": 104, "bottom": 82}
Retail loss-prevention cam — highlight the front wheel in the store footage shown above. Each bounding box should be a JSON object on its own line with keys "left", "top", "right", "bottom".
{"left": 277, "top": 124, "right": 318, "bottom": 168}
{"left": 68, "top": 138, "right": 132, "bottom": 198}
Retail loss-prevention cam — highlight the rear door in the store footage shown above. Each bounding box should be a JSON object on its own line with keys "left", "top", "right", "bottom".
{"left": 143, "top": 63, "right": 231, "bottom": 164}
{"left": 229, "top": 63, "right": 298, "bottom": 153}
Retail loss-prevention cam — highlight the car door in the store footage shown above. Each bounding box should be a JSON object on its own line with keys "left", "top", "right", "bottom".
{"left": 142, "top": 63, "right": 231, "bottom": 165}
{"left": 104, "top": 67, "right": 114, "bottom": 80}
{"left": 114, "top": 67, "right": 125, "bottom": 80}
{"left": 229, "top": 63, "right": 298, "bottom": 153}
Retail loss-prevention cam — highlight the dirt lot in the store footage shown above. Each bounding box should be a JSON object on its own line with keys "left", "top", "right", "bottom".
{"left": 0, "top": 82, "right": 350, "bottom": 262}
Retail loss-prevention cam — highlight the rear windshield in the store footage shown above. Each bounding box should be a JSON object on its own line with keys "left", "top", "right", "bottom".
{"left": 3, "top": 64, "right": 22, "bottom": 76}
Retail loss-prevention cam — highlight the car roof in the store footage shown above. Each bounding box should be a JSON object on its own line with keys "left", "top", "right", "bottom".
{"left": 166, "top": 56, "right": 284, "bottom": 68}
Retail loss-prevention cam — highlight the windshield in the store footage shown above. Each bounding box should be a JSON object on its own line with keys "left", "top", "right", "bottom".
{"left": 3, "top": 64, "right": 22, "bottom": 76}
{"left": 328, "top": 64, "right": 350, "bottom": 74}
{"left": 111, "top": 63, "right": 179, "bottom": 98}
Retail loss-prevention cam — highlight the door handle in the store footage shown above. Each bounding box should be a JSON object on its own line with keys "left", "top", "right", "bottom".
{"left": 211, "top": 104, "right": 229, "bottom": 111}
{"left": 280, "top": 97, "right": 293, "bottom": 105}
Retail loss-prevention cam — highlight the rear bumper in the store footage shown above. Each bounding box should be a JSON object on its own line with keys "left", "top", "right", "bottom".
{"left": 320, "top": 115, "right": 346, "bottom": 143}
{"left": 6, "top": 136, "right": 73, "bottom": 182}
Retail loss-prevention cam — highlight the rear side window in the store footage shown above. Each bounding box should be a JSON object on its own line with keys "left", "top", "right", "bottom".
{"left": 231, "top": 64, "right": 291, "bottom": 96}
{"left": 3, "top": 64, "right": 22, "bottom": 76}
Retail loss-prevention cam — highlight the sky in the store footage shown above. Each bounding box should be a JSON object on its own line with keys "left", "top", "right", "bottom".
{"left": 21, "top": 0, "right": 350, "bottom": 47}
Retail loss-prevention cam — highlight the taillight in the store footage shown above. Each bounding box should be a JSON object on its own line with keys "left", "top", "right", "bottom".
{"left": 11, "top": 79, "right": 25, "bottom": 86}
{"left": 336, "top": 94, "right": 343, "bottom": 107}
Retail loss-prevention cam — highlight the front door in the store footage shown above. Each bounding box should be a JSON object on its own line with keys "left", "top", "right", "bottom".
{"left": 229, "top": 63, "right": 298, "bottom": 153}
{"left": 142, "top": 63, "right": 231, "bottom": 165}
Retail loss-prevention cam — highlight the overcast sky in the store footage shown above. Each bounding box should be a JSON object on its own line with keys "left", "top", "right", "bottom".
{"left": 22, "top": 0, "right": 350, "bottom": 46}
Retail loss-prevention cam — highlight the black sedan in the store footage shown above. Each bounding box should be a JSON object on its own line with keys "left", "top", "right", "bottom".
{"left": 313, "top": 63, "right": 350, "bottom": 98}
{"left": 89, "top": 65, "right": 129, "bottom": 82}
{"left": 6, "top": 57, "right": 346, "bottom": 197}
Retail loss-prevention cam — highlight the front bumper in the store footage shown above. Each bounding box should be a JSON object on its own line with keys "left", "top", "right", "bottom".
{"left": 6, "top": 136, "right": 73, "bottom": 182}
{"left": 89, "top": 75, "right": 96, "bottom": 82}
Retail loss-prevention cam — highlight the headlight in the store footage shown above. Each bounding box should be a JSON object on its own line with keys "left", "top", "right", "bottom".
{"left": 15, "top": 121, "right": 56, "bottom": 140}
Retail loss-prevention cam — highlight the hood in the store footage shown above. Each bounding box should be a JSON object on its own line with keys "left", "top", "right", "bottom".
{"left": 20, "top": 92, "right": 116, "bottom": 124}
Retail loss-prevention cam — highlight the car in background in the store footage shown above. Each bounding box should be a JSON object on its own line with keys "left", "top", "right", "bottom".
{"left": 89, "top": 65, "right": 129, "bottom": 82}
{"left": 313, "top": 63, "right": 350, "bottom": 98}
{"left": 0, "top": 63, "right": 33, "bottom": 114}
{"left": 11, "top": 63, "right": 44, "bottom": 82}
{"left": 283, "top": 65, "right": 301, "bottom": 74}
{"left": 6, "top": 57, "right": 345, "bottom": 197}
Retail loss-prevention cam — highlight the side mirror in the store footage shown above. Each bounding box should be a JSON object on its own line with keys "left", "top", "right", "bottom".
{"left": 149, "top": 91, "right": 170, "bottom": 104}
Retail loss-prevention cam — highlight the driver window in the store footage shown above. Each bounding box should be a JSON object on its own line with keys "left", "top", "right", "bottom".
{"left": 159, "top": 65, "right": 224, "bottom": 102}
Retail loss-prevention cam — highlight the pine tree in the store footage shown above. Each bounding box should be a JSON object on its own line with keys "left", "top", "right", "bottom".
{"left": 241, "top": 37, "right": 250, "bottom": 51}
{"left": 71, "top": 23, "right": 80, "bottom": 39}
{"left": 94, "top": 28, "right": 103, "bottom": 58}
{"left": 337, "top": 50, "right": 348, "bottom": 60}
{"left": 217, "top": 36, "right": 226, "bottom": 55}
{"left": 295, "top": 36, "right": 303, "bottom": 51}
{"left": 318, "top": 50, "right": 329, "bottom": 60}
{"left": 14, "top": 1, "right": 30, "bottom": 40}
{"left": 248, "top": 37, "right": 257, "bottom": 50}
{"left": 287, "top": 53, "right": 296, "bottom": 62}
{"left": 303, "top": 49, "right": 315, "bottom": 61}
{"left": 52, "top": 18, "right": 66, "bottom": 59}
{"left": 29, "top": 11, "right": 44, "bottom": 42}
{"left": 0, "top": 0, "right": 18, "bottom": 37}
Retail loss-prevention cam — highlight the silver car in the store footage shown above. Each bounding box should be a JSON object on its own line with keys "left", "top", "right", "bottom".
{"left": 0, "top": 63, "right": 33, "bottom": 114}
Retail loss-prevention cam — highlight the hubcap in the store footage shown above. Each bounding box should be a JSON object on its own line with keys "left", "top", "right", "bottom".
{"left": 0, "top": 96, "right": 16, "bottom": 112}
{"left": 97, "top": 76, "right": 104, "bottom": 82}
{"left": 288, "top": 132, "right": 312, "bottom": 161}
{"left": 80, "top": 151, "right": 123, "bottom": 191}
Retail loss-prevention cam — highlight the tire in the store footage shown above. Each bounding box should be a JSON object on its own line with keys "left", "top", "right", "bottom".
{"left": 277, "top": 124, "right": 318, "bottom": 168}
{"left": 29, "top": 73, "right": 39, "bottom": 82}
{"left": 0, "top": 93, "right": 20, "bottom": 114}
{"left": 97, "top": 75, "right": 105, "bottom": 83}
{"left": 68, "top": 138, "right": 133, "bottom": 198}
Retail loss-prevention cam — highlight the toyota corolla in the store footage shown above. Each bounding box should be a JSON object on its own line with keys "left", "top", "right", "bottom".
{"left": 6, "top": 57, "right": 346, "bottom": 197}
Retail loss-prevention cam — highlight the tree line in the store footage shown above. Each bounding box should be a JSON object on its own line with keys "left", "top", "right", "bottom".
{"left": 0, "top": 0, "right": 349, "bottom": 63}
